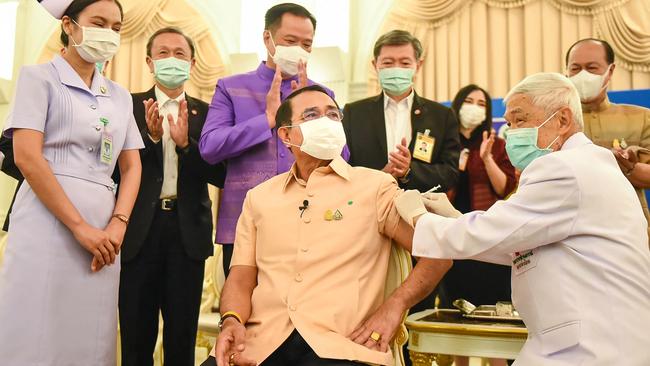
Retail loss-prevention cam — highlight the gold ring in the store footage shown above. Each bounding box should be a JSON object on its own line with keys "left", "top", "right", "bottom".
{"left": 370, "top": 331, "right": 381, "bottom": 342}
{"left": 229, "top": 353, "right": 236, "bottom": 366}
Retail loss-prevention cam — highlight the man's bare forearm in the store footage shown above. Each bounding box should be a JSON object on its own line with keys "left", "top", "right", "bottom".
{"left": 387, "top": 257, "right": 452, "bottom": 311}
{"left": 219, "top": 265, "right": 258, "bottom": 322}
{"left": 390, "top": 218, "right": 452, "bottom": 310}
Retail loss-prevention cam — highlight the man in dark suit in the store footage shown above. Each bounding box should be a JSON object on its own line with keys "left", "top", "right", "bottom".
{"left": 342, "top": 30, "right": 460, "bottom": 366}
{"left": 119, "top": 27, "right": 225, "bottom": 366}
{"left": 343, "top": 30, "right": 460, "bottom": 193}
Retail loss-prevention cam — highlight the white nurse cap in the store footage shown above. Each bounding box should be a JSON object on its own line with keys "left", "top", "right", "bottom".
{"left": 37, "top": 0, "right": 74, "bottom": 20}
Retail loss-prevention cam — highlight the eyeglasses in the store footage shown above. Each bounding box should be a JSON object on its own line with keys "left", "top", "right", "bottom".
{"left": 292, "top": 109, "right": 344, "bottom": 123}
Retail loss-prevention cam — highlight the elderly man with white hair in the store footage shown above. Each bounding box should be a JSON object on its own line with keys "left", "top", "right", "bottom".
{"left": 395, "top": 72, "right": 650, "bottom": 365}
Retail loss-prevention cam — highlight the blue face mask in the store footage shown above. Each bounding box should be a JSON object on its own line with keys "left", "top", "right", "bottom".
{"left": 505, "top": 110, "right": 560, "bottom": 171}
{"left": 378, "top": 67, "right": 415, "bottom": 96}
{"left": 153, "top": 57, "right": 191, "bottom": 89}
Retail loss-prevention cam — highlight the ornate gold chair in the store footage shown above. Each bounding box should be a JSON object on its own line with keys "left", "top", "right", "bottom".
{"left": 195, "top": 243, "right": 413, "bottom": 366}
{"left": 385, "top": 243, "right": 414, "bottom": 366}
{"left": 0, "top": 231, "right": 7, "bottom": 267}
{"left": 196, "top": 245, "right": 225, "bottom": 358}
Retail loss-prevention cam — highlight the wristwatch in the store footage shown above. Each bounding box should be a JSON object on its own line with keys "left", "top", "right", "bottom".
{"left": 111, "top": 213, "right": 129, "bottom": 224}
{"left": 218, "top": 311, "right": 243, "bottom": 330}
{"left": 175, "top": 142, "right": 191, "bottom": 155}
{"left": 398, "top": 167, "right": 411, "bottom": 184}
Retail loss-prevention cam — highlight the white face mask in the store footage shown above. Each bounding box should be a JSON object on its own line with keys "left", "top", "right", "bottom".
{"left": 267, "top": 31, "right": 310, "bottom": 76}
{"left": 70, "top": 19, "right": 120, "bottom": 64}
{"left": 459, "top": 103, "right": 486, "bottom": 129}
{"left": 282, "top": 117, "right": 347, "bottom": 160}
{"left": 568, "top": 65, "right": 611, "bottom": 101}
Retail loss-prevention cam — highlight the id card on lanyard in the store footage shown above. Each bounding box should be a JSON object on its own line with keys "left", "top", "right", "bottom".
{"left": 100, "top": 117, "right": 113, "bottom": 165}
{"left": 413, "top": 129, "right": 435, "bottom": 163}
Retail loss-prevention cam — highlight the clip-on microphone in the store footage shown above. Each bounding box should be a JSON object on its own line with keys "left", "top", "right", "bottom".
{"left": 298, "top": 199, "right": 309, "bottom": 217}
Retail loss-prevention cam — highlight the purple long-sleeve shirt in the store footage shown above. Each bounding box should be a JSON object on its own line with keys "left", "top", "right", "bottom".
{"left": 200, "top": 62, "right": 348, "bottom": 244}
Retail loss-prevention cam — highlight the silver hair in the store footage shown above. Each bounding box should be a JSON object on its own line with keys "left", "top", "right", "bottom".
{"left": 504, "top": 72, "right": 584, "bottom": 129}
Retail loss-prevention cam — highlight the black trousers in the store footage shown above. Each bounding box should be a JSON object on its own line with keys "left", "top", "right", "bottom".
{"left": 119, "top": 208, "right": 206, "bottom": 366}
{"left": 221, "top": 243, "right": 233, "bottom": 279}
{"left": 200, "top": 330, "right": 365, "bottom": 366}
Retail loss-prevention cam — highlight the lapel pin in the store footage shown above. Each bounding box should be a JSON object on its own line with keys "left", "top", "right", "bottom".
{"left": 100, "top": 86, "right": 107, "bottom": 94}
{"left": 324, "top": 209, "right": 334, "bottom": 221}
{"left": 333, "top": 210, "right": 343, "bottom": 221}
{"left": 414, "top": 109, "right": 421, "bottom": 115}
{"left": 191, "top": 109, "right": 198, "bottom": 115}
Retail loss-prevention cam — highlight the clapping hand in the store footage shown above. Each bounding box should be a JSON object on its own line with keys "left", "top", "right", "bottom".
{"left": 387, "top": 138, "right": 411, "bottom": 179}
{"left": 290, "top": 59, "right": 308, "bottom": 92}
{"left": 144, "top": 98, "right": 164, "bottom": 141}
{"left": 479, "top": 130, "right": 495, "bottom": 162}
{"left": 169, "top": 100, "right": 189, "bottom": 149}
{"left": 265, "top": 66, "right": 283, "bottom": 129}
{"left": 611, "top": 147, "right": 638, "bottom": 175}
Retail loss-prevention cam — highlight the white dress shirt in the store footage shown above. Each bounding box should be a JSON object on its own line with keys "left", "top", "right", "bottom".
{"left": 412, "top": 132, "right": 650, "bottom": 365}
{"left": 383, "top": 91, "right": 414, "bottom": 156}
{"left": 154, "top": 86, "right": 184, "bottom": 199}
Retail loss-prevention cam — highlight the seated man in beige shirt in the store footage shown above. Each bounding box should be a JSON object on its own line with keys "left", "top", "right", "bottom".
{"left": 203, "top": 84, "right": 451, "bottom": 366}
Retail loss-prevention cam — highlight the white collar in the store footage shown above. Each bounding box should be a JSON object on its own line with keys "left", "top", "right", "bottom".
{"left": 154, "top": 86, "right": 185, "bottom": 106}
{"left": 383, "top": 90, "right": 414, "bottom": 111}
{"left": 560, "top": 132, "right": 592, "bottom": 151}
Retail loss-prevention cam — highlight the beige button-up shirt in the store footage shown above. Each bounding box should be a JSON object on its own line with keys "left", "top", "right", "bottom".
{"left": 582, "top": 97, "right": 650, "bottom": 236}
{"left": 230, "top": 156, "right": 402, "bottom": 365}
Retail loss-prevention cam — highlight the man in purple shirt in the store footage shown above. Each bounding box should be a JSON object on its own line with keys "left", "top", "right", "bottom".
{"left": 200, "top": 3, "right": 346, "bottom": 275}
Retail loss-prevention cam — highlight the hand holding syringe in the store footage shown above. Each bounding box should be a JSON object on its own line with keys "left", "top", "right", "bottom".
{"left": 419, "top": 185, "right": 462, "bottom": 218}
{"left": 422, "top": 185, "right": 441, "bottom": 195}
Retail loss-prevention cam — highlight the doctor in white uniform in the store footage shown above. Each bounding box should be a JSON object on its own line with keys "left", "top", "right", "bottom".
{"left": 398, "top": 73, "right": 650, "bottom": 365}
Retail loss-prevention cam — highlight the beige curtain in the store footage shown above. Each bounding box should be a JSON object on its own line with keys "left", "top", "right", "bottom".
{"left": 370, "top": 0, "right": 650, "bottom": 101}
{"left": 38, "top": 0, "right": 226, "bottom": 102}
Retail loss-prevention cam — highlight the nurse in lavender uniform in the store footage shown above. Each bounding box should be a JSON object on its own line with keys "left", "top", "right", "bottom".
{"left": 0, "top": 0, "right": 143, "bottom": 365}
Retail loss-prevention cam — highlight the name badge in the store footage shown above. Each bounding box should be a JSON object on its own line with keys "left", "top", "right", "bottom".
{"left": 512, "top": 249, "right": 538, "bottom": 275}
{"left": 100, "top": 117, "right": 113, "bottom": 165}
{"left": 413, "top": 129, "right": 435, "bottom": 163}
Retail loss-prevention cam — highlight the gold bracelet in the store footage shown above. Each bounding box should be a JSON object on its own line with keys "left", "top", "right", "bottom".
{"left": 111, "top": 213, "right": 129, "bottom": 224}
{"left": 221, "top": 310, "right": 243, "bottom": 324}
{"left": 219, "top": 311, "right": 244, "bottom": 330}
{"left": 398, "top": 167, "right": 411, "bottom": 183}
